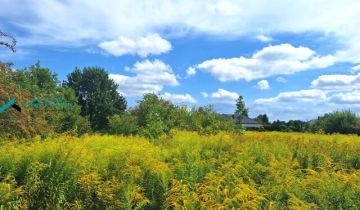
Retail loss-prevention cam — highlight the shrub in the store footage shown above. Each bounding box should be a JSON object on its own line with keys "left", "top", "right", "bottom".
{"left": 108, "top": 113, "right": 138, "bottom": 136}
{"left": 140, "top": 112, "right": 167, "bottom": 139}
{"left": 312, "top": 110, "right": 360, "bottom": 134}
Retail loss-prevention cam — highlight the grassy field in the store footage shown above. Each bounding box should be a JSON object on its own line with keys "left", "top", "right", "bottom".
{"left": 0, "top": 131, "right": 360, "bottom": 209}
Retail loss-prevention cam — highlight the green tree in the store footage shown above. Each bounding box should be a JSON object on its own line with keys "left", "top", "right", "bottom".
{"left": 140, "top": 111, "right": 167, "bottom": 139}
{"left": 168, "top": 105, "right": 191, "bottom": 130}
{"left": 108, "top": 113, "right": 138, "bottom": 136}
{"left": 13, "top": 63, "right": 89, "bottom": 136}
{"left": 255, "top": 114, "right": 269, "bottom": 125}
{"left": 14, "top": 62, "right": 59, "bottom": 94}
{"left": 235, "top": 96, "right": 248, "bottom": 117}
{"left": 189, "top": 106, "right": 242, "bottom": 135}
{"left": 269, "top": 120, "right": 288, "bottom": 132}
{"left": 54, "top": 88, "right": 92, "bottom": 136}
{"left": 287, "top": 120, "right": 308, "bottom": 132}
{"left": 0, "top": 65, "right": 54, "bottom": 139}
{"left": 312, "top": 110, "right": 360, "bottom": 134}
{"left": 131, "top": 93, "right": 173, "bottom": 138}
{"left": 65, "top": 67, "right": 127, "bottom": 131}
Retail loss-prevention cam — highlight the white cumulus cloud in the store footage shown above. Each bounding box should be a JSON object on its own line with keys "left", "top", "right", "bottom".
{"left": 276, "top": 77, "right": 287, "bottom": 83}
{"left": 256, "top": 35, "right": 273, "bottom": 42}
{"left": 196, "top": 44, "right": 334, "bottom": 82}
{"left": 254, "top": 89, "right": 327, "bottom": 104}
{"left": 110, "top": 59, "right": 178, "bottom": 96}
{"left": 311, "top": 73, "right": 360, "bottom": 91}
{"left": 186, "top": 67, "right": 196, "bottom": 77}
{"left": 160, "top": 92, "right": 197, "bottom": 104}
{"left": 329, "top": 91, "right": 360, "bottom": 104}
{"left": 351, "top": 64, "right": 360, "bottom": 73}
{"left": 252, "top": 89, "right": 332, "bottom": 120}
{"left": 256, "top": 80, "right": 270, "bottom": 90}
{"left": 98, "top": 34, "right": 171, "bottom": 57}
{"left": 201, "top": 92, "right": 208, "bottom": 98}
{"left": 211, "top": 88, "right": 239, "bottom": 104}
{"left": 3, "top": 0, "right": 360, "bottom": 63}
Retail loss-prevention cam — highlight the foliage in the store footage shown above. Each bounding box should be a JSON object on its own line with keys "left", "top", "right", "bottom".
{"left": 267, "top": 120, "right": 309, "bottom": 132}
{"left": 0, "top": 64, "right": 54, "bottom": 139}
{"left": 0, "top": 64, "right": 92, "bottom": 139}
{"left": 188, "top": 106, "right": 242, "bottom": 135}
{"left": 140, "top": 111, "right": 167, "bottom": 139}
{"left": 1, "top": 131, "right": 359, "bottom": 209}
{"left": 261, "top": 111, "right": 360, "bottom": 135}
{"left": 65, "top": 67, "right": 127, "bottom": 131}
{"left": 1, "top": 63, "right": 240, "bottom": 139}
{"left": 14, "top": 62, "right": 59, "bottom": 94}
{"left": 235, "top": 95, "right": 248, "bottom": 117}
{"left": 131, "top": 94, "right": 242, "bottom": 138}
{"left": 255, "top": 114, "right": 269, "bottom": 125}
{"left": 131, "top": 93, "right": 173, "bottom": 138}
{"left": 286, "top": 120, "right": 309, "bottom": 132}
{"left": 108, "top": 113, "right": 138, "bottom": 136}
{"left": 311, "top": 110, "right": 360, "bottom": 134}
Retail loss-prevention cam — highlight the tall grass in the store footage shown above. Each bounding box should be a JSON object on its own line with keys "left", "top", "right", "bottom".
{"left": 0, "top": 131, "right": 359, "bottom": 209}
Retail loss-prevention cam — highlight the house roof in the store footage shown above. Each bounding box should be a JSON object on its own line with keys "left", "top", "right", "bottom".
{"left": 222, "top": 113, "right": 262, "bottom": 126}
{"left": 239, "top": 115, "right": 261, "bottom": 125}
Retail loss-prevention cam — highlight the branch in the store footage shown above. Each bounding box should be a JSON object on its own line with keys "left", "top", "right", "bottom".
{"left": 0, "top": 31, "right": 17, "bottom": 52}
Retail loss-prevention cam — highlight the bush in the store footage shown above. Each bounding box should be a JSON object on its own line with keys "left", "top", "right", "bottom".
{"left": 108, "top": 113, "right": 138, "bottom": 136}
{"left": 140, "top": 112, "right": 167, "bottom": 139}
{"left": 189, "top": 106, "right": 243, "bottom": 135}
{"left": 312, "top": 110, "right": 360, "bottom": 134}
{"left": 75, "top": 116, "right": 92, "bottom": 136}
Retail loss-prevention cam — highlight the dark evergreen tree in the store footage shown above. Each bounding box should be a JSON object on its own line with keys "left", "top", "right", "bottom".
{"left": 235, "top": 95, "right": 248, "bottom": 116}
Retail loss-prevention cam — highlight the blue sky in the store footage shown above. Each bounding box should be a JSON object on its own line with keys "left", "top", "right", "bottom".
{"left": 1, "top": 0, "right": 360, "bottom": 121}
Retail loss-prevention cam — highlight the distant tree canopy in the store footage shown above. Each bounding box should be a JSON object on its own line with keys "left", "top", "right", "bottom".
{"left": 266, "top": 120, "right": 308, "bottom": 132}
{"left": 260, "top": 110, "right": 360, "bottom": 135}
{"left": 65, "top": 67, "right": 127, "bottom": 131}
{"left": 235, "top": 96, "right": 248, "bottom": 117}
{"left": 311, "top": 110, "right": 360, "bottom": 135}
{"left": 255, "top": 114, "right": 269, "bottom": 125}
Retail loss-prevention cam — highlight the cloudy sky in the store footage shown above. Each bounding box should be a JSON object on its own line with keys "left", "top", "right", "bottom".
{"left": 1, "top": 0, "right": 360, "bottom": 121}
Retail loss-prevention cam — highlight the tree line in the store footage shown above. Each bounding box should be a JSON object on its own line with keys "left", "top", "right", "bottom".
{"left": 0, "top": 62, "right": 243, "bottom": 140}
{"left": 253, "top": 111, "right": 360, "bottom": 135}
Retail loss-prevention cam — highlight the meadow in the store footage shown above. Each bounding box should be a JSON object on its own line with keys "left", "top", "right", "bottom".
{"left": 0, "top": 131, "right": 360, "bottom": 209}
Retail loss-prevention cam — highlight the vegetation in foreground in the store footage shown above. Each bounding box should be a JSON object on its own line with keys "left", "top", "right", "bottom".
{"left": 1, "top": 131, "right": 360, "bottom": 209}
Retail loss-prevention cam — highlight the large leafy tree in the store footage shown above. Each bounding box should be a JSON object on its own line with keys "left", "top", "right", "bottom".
{"left": 65, "top": 67, "right": 127, "bottom": 131}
